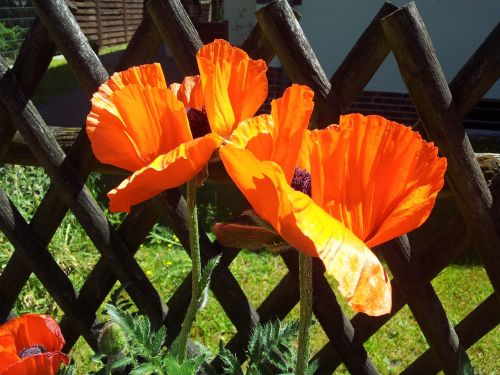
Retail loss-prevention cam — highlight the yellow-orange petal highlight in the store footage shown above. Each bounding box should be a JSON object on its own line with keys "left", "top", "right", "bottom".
{"left": 87, "top": 63, "right": 192, "bottom": 172}
{"left": 170, "top": 75, "right": 204, "bottom": 110}
{"left": 269, "top": 84, "right": 314, "bottom": 182}
{"left": 197, "top": 39, "right": 268, "bottom": 138}
{"left": 306, "top": 114, "right": 447, "bottom": 247}
{"left": 108, "top": 133, "right": 222, "bottom": 213}
{"left": 220, "top": 144, "right": 391, "bottom": 316}
{"left": 229, "top": 114, "right": 275, "bottom": 160}
{"left": 229, "top": 84, "right": 314, "bottom": 182}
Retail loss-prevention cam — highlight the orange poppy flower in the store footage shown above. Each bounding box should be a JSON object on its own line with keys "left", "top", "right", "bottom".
{"left": 86, "top": 39, "right": 267, "bottom": 213}
{"left": 219, "top": 112, "right": 447, "bottom": 316}
{"left": 0, "top": 314, "right": 69, "bottom": 374}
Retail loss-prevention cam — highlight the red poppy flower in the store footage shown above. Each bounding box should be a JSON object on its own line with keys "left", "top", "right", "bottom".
{"left": 86, "top": 39, "right": 267, "bottom": 213}
{"left": 0, "top": 314, "right": 69, "bottom": 374}
{"left": 219, "top": 112, "right": 447, "bottom": 316}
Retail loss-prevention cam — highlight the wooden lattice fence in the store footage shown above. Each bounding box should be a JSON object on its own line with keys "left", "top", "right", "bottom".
{"left": 0, "top": 0, "right": 499, "bottom": 374}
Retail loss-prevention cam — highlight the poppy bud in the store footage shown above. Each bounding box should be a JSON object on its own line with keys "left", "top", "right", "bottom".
{"left": 98, "top": 322, "right": 126, "bottom": 357}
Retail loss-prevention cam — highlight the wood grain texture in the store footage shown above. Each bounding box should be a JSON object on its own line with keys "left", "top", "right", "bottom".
{"left": 380, "top": 236, "right": 469, "bottom": 374}
{"left": 256, "top": 0, "right": 340, "bottom": 128}
{"left": 329, "top": 2, "right": 399, "bottom": 113}
{"left": 147, "top": 0, "right": 203, "bottom": 76}
{"left": 0, "top": 60, "right": 168, "bottom": 328}
{"left": 382, "top": 2, "right": 500, "bottom": 301}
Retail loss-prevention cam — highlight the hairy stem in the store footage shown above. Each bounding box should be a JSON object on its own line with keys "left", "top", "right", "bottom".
{"left": 177, "top": 179, "right": 202, "bottom": 363}
{"left": 296, "top": 252, "right": 313, "bottom": 375}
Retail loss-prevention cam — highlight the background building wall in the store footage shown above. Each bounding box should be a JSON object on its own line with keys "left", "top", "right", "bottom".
{"left": 227, "top": 0, "right": 500, "bottom": 99}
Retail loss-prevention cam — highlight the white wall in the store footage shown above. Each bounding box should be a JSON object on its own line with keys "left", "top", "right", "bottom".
{"left": 227, "top": 0, "right": 500, "bottom": 98}
{"left": 224, "top": 0, "right": 256, "bottom": 46}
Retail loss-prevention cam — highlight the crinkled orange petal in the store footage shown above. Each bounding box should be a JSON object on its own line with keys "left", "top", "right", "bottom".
{"left": 269, "top": 84, "right": 314, "bottom": 182}
{"left": 0, "top": 315, "right": 65, "bottom": 354}
{"left": 197, "top": 39, "right": 268, "bottom": 138}
{"left": 0, "top": 352, "right": 69, "bottom": 375}
{"left": 87, "top": 63, "right": 192, "bottom": 171}
{"left": 108, "top": 133, "right": 222, "bottom": 213}
{"left": 307, "top": 114, "right": 447, "bottom": 247}
{"left": 0, "top": 352, "right": 20, "bottom": 372}
{"left": 220, "top": 144, "right": 391, "bottom": 315}
{"left": 229, "top": 114, "right": 274, "bottom": 161}
{"left": 170, "top": 75, "right": 204, "bottom": 110}
{"left": 229, "top": 84, "right": 313, "bottom": 181}
{"left": 0, "top": 333, "right": 16, "bottom": 353}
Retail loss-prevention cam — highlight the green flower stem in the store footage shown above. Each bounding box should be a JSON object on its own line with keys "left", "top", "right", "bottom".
{"left": 177, "top": 179, "right": 202, "bottom": 363}
{"left": 296, "top": 252, "right": 313, "bottom": 375}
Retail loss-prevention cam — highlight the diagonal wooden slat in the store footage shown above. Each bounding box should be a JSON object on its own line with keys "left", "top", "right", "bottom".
{"left": 0, "top": 188, "right": 96, "bottom": 347}
{"left": 404, "top": 293, "right": 500, "bottom": 375}
{"left": 0, "top": 58, "right": 168, "bottom": 325}
{"left": 147, "top": 0, "right": 202, "bottom": 76}
{"left": 381, "top": 2, "right": 500, "bottom": 300}
{"left": 255, "top": 0, "right": 341, "bottom": 128}
{"left": 253, "top": 2, "right": 484, "bottom": 373}
{"left": 0, "top": 7, "right": 168, "bottom": 329}
{"left": 380, "top": 236, "right": 469, "bottom": 373}
{"left": 328, "top": 2, "right": 399, "bottom": 114}
{"left": 0, "top": 19, "right": 58, "bottom": 321}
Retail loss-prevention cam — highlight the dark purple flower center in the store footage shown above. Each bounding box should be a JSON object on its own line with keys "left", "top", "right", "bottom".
{"left": 186, "top": 107, "right": 211, "bottom": 139}
{"left": 291, "top": 167, "right": 312, "bottom": 197}
{"left": 19, "top": 344, "right": 47, "bottom": 359}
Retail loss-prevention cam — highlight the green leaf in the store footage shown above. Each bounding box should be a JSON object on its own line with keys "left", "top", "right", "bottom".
{"left": 218, "top": 343, "right": 243, "bottom": 375}
{"left": 130, "top": 363, "right": 155, "bottom": 375}
{"left": 198, "top": 255, "right": 221, "bottom": 309}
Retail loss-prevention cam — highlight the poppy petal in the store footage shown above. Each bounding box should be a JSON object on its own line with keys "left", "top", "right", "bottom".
{"left": 0, "top": 315, "right": 65, "bottom": 354}
{"left": 108, "top": 133, "right": 222, "bottom": 213}
{"left": 0, "top": 352, "right": 69, "bottom": 375}
{"left": 307, "top": 114, "right": 447, "bottom": 246}
{"left": 87, "top": 63, "right": 192, "bottom": 171}
{"left": 170, "top": 75, "right": 204, "bottom": 110}
{"left": 220, "top": 144, "right": 391, "bottom": 315}
{"left": 270, "top": 84, "right": 314, "bottom": 182}
{"left": 0, "top": 352, "right": 20, "bottom": 372}
{"left": 229, "top": 114, "right": 274, "bottom": 160}
{"left": 197, "top": 39, "right": 268, "bottom": 138}
{"left": 212, "top": 222, "right": 285, "bottom": 250}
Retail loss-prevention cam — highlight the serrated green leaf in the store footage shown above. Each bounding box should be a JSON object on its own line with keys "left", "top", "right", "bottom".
{"left": 110, "top": 356, "right": 133, "bottom": 370}
{"left": 130, "top": 362, "right": 155, "bottom": 375}
{"left": 198, "top": 255, "right": 221, "bottom": 309}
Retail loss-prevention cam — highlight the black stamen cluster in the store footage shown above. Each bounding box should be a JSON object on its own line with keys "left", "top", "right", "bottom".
{"left": 19, "top": 344, "right": 47, "bottom": 359}
{"left": 291, "top": 166, "right": 312, "bottom": 197}
{"left": 186, "top": 107, "right": 211, "bottom": 139}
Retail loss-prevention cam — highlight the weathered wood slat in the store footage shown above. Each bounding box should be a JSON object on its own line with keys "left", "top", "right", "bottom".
{"left": 32, "top": 0, "right": 108, "bottom": 94}
{"left": 281, "top": 252, "right": 378, "bottom": 375}
{"left": 255, "top": 0, "right": 340, "bottom": 128}
{"left": 147, "top": 0, "right": 203, "bottom": 76}
{"left": 0, "top": 60, "right": 168, "bottom": 328}
{"left": 329, "top": 2, "right": 399, "bottom": 113}
{"left": 381, "top": 2, "right": 500, "bottom": 301}
{"left": 380, "top": 236, "right": 469, "bottom": 374}
{"left": 240, "top": 8, "right": 301, "bottom": 63}
{"left": 450, "top": 22, "right": 500, "bottom": 120}
{"left": 155, "top": 191, "right": 260, "bottom": 344}
{"left": 0, "top": 188, "right": 97, "bottom": 348}
{"left": 403, "top": 293, "right": 500, "bottom": 375}
{"left": 0, "top": 17, "right": 58, "bottom": 322}
{"left": 60, "top": 199, "right": 160, "bottom": 350}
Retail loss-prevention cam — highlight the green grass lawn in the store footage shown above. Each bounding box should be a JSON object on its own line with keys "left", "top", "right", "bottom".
{"left": 0, "top": 165, "right": 498, "bottom": 374}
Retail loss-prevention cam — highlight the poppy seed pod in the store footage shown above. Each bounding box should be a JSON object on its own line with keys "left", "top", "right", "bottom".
{"left": 98, "top": 322, "right": 126, "bottom": 357}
